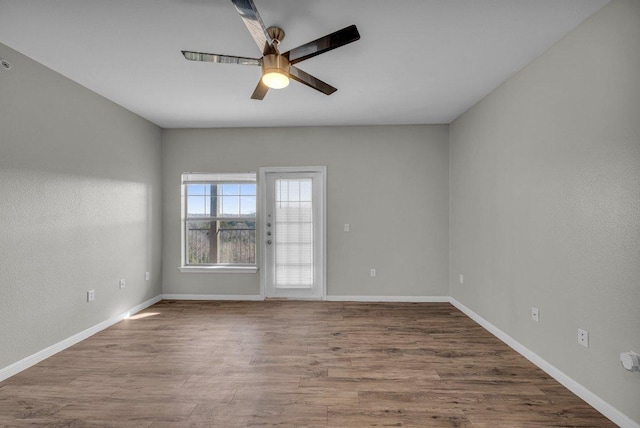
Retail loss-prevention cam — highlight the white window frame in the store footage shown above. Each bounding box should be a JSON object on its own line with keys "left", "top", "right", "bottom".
{"left": 179, "top": 172, "right": 258, "bottom": 274}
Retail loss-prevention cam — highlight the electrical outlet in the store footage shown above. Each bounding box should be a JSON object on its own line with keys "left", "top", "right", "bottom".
{"left": 578, "top": 328, "right": 589, "bottom": 348}
{"left": 370, "top": 268, "right": 376, "bottom": 277}
{"left": 145, "top": 272, "right": 150, "bottom": 281}
{"left": 344, "top": 224, "right": 350, "bottom": 232}
{"left": 87, "top": 290, "right": 95, "bottom": 302}
{"left": 119, "top": 278, "right": 126, "bottom": 290}
{"left": 531, "top": 307, "right": 539, "bottom": 322}
{"left": 459, "top": 274, "right": 464, "bottom": 284}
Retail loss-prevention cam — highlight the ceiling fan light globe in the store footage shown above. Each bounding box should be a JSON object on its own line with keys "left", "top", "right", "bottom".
{"left": 262, "top": 71, "right": 290, "bottom": 89}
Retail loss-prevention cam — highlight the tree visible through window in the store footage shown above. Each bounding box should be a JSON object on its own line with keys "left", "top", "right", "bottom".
{"left": 183, "top": 173, "right": 256, "bottom": 266}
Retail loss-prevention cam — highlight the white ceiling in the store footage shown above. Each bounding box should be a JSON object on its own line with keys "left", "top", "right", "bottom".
{"left": 0, "top": 0, "right": 609, "bottom": 128}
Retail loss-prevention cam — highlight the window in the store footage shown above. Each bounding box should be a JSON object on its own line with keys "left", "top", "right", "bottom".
{"left": 182, "top": 173, "right": 256, "bottom": 270}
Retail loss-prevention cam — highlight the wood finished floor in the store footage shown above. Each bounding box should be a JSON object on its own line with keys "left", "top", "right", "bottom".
{"left": 0, "top": 301, "right": 613, "bottom": 427}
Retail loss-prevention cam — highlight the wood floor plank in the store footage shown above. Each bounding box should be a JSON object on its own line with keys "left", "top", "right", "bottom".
{"left": 0, "top": 301, "right": 616, "bottom": 426}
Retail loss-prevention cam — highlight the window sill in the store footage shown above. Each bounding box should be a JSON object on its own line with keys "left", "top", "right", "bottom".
{"left": 179, "top": 266, "right": 259, "bottom": 274}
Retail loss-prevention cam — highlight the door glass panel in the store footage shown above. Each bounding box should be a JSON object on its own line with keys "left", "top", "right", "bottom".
{"left": 274, "top": 178, "right": 313, "bottom": 287}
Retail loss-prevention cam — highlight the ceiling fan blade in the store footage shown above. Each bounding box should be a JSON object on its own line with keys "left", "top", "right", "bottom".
{"left": 251, "top": 79, "right": 269, "bottom": 100}
{"left": 230, "top": 0, "right": 273, "bottom": 54}
{"left": 182, "top": 51, "right": 261, "bottom": 66}
{"left": 288, "top": 66, "right": 337, "bottom": 96}
{"left": 283, "top": 25, "right": 360, "bottom": 65}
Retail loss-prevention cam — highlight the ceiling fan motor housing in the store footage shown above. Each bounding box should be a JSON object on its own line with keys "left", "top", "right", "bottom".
{"left": 262, "top": 54, "right": 290, "bottom": 76}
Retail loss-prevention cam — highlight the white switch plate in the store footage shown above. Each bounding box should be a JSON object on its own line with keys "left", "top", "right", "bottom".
{"left": 459, "top": 274, "right": 464, "bottom": 284}
{"left": 87, "top": 290, "right": 95, "bottom": 302}
{"left": 531, "top": 307, "right": 539, "bottom": 322}
{"left": 145, "top": 272, "right": 150, "bottom": 281}
{"left": 119, "top": 279, "right": 126, "bottom": 290}
{"left": 578, "top": 328, "right": 589, "bottom": 347}
{"left": 344, "top": 224, "right": 350, "bottom": 232}
{"left": 370, "top": 268, "right": 376, "bottom": 277}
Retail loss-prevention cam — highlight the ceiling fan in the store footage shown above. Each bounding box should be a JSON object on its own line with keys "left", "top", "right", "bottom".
{"left": 181, "top": 0, "right": 360, "bottom": 100}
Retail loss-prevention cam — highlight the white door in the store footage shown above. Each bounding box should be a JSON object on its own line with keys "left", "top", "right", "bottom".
{"left": 261, "top": 167, "right": 325, "bottom": 299}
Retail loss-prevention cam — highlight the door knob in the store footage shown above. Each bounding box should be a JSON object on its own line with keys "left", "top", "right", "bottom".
{"left": 267, "top": 231, "right": 271, "bottom": 236}
{"left": 266, "top": 240, "right": 272, "bottom": 245}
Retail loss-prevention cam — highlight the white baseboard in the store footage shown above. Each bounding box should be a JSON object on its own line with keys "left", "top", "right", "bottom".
{"left": 448, "top": 297, "right": 638, "bottom": 428}
{"left": 162, "top": 294, "right": 263, "bottom": 301}
{"left": 0, "top": 295, "right": 162, "bottom": 383}
{"left": 162, "top": 294, "right": 449, "bottom": 303}
{"left": 326, "top": 295, "right": 449, "bottom": 302}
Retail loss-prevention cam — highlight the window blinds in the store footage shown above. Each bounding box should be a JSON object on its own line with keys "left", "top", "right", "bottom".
{"left": 182, "top": 172, "right": 256, "bottom": 184}
{"left": 274, "top": 178, "right": 314, "bottom": 288}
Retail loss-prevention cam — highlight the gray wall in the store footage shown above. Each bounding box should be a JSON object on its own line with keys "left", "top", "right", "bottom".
{"left": 449, "top": 0, "right": 640, "bottom": 422}
{"left": 162, "top": 125, "right": 449, "bottom": 297}
{"left": 0, "top": 43, "right": 163, "bottom": 370}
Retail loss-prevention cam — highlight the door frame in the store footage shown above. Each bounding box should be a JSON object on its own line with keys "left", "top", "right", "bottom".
{"left": 259, "top": 166, "right": 327, "bottom": 300}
